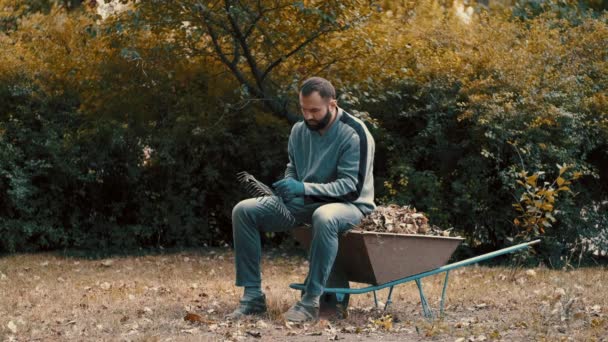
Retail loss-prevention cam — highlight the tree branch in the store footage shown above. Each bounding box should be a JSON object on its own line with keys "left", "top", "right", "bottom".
{"left": 224, "top": 0, "right": 265, "bottom": 92}
{"left": 230, "top": 35, "right": 241, "bottom": 66}
{"left": 261, "top": 28, "right": 333, "bottom": 81}
{"left": 242, "top": 1, "right": 295, "bottom": 39}
{"left": 197, "top": 2, "right": 259, "bottom": 98}
{"left": 243, "top": 0, "right": 263, "bottom": 38}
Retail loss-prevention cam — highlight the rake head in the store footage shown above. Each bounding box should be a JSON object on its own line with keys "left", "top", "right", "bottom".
{"left": 236, "top": 171, "right": 296, "bottom": 226}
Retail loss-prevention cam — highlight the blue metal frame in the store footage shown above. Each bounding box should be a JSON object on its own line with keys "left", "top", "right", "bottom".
{"left": 290, "top": 239, "right": 540, "bottom": 319}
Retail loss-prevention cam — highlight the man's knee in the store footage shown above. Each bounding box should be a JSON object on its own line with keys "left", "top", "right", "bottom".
{"left": 311, "top": 207, "right": 339, "bottom": 234}
{"left": 232, "top": 198, "right": 258, "bottom": 222}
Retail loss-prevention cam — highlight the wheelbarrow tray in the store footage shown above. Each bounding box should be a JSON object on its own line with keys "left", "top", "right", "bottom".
{"left": 292, "top": 226, "right": 464, "bottom": 285}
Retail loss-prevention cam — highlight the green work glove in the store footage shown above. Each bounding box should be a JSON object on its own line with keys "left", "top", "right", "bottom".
{"left": 272, "top": 178, "right": 305, "bottom": 202}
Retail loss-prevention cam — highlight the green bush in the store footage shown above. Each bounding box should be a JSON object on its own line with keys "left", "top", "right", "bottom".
{"left": 0, "top": 1, "right": 606, "bottom": 265}
{"left": 0, "top": 5, "right": 293, "bottom": 253}
{"left": 0, "top": 72, "right": 289, "bottom": 253}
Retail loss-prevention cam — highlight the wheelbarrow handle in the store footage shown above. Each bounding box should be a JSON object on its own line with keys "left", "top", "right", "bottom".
{"left": 435, "top": 239, "right": 541, "bottom": 273}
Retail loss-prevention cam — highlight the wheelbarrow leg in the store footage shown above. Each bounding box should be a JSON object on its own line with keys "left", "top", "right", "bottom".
{"left": 415, "top": 279, "right": 434, "bottom": 319}
{"left": 384, "top": 286, "right": 395, "bottom": 311}
{"left": 373, "top": 290, "right": 378, "bottom": 308}
{"left": 439, "top": 271, "right": 450, "bottom": 317}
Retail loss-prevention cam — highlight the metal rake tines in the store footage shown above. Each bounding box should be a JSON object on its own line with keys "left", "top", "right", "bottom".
{"left": 236, "top": 171, "right": 296, "bottom": 225}
{"left": 236, "top": 171, "right": 275, "bottom": 197}
{"left": 258, "top": 196, "right": 296, "bottom": 226}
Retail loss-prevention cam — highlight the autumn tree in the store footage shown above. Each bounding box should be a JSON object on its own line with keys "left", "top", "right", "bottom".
{"left": 118, "top": 0, "right": 377, "bottom": 123}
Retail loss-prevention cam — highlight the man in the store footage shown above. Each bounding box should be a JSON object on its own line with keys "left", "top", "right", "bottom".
{"left": 228, "top": 77, "right": 376, "bottom": 322}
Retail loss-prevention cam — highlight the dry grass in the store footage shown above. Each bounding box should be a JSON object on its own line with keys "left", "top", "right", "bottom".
{"left": 0, "top": 248, "right": 607, "bottom": 341}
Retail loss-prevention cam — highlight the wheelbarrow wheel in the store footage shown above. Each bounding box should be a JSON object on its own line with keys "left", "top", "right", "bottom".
{"left": 300, "top": 290, "right": 350, "bottom": 319}
{"left": 299, "top": 273, "right": 350, "bottom": 319}
{"left": 321, "top": 270, "right": 350, "bottom": 319}
{"left": 321, "top": 292, "right": 350, "bottom": 319}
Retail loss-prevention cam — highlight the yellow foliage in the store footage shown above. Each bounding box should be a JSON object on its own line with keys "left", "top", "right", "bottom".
{"left": 372, "top": 314, "right": 393, "bottom": 330}
{"left": 0, "top": 6, "right": 113, "bottom": 108}
{"left": 311, "top": 1, "right": 608, "bottom": 138}
{"left": 3, "top": 0, "right": 605, "bottom": 128}
{"left": 513, "top": 163, "right": 579, "bottom": 238}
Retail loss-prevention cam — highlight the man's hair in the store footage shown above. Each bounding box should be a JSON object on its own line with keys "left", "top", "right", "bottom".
{"left": 300, "top": 77, "right": 336, "bottom": 100}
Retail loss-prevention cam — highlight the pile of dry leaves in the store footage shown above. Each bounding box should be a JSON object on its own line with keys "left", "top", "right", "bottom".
{"left": 354, "top": 204, "right": 451, "bottom": 236}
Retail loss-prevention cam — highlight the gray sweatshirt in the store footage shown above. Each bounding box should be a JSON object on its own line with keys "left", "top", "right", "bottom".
{"left": 284, "top": 107, "right": 376, "bottom": 215}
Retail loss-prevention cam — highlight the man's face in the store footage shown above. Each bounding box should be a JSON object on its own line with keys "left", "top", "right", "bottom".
{"left": 299, "top": 91, "right": 337, "bottom": 131}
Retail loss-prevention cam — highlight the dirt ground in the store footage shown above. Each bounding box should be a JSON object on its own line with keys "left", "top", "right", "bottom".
{"left": 0, "top": 247, "right": 606, "bottom": 341}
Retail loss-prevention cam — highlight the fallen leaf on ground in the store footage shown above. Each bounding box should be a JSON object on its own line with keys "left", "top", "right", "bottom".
{"left": 256, "top": 320, "right": 268, "bottom": 329}
{"left": 591, "top": 318, "right": 605, "bottom": 327}
{"left": 340, "top": 326, "right": 357, "bottom": 333}
{"left": 246, "top": 330, "right": 262, "bottom": 338}
{"left": 184, "top": 312, "right": 214, "bottom": 325}
{"left": 587, "top": 305, "right": 601, "bottom": 315}
{"left": 316, "top": 319, "right": 330, "bottom": 329}
{"left": 7, "top": 321, "right": 17, "bottom": 333}
{"left": 372, "top": 314, "right": 393, "bottom": 330}
{"left": 100, "top": 260, "right": 114, "bottom": 267}
{"left": 181, "top": 328, "right": 199, "bottom": 334}
{"left": 489, "top": 330, "right": 501, "bottom": 339}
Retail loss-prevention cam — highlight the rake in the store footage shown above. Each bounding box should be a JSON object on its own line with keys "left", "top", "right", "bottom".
{"left": 236, "top": 171, "right": 296, "bottom": 226}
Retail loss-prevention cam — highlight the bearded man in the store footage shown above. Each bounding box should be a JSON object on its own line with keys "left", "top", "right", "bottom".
{"left": 227, "top": 76, "right": 376, "bottom": 322}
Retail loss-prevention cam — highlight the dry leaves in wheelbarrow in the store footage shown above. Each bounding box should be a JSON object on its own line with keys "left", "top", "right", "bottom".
{"left": 354, "top": 204, "right": 452, "bottom": 236}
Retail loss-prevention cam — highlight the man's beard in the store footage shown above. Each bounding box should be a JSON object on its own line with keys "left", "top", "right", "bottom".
{"left": 305, "top": 108, "right": 332, "bottom": 131}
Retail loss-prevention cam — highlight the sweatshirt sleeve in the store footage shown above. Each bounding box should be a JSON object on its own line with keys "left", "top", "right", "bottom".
{"left": 303, "top": 133, "right": 362, "bottom": 201}
{"left": 283, "top": 127, "right": 298, "bottom": 179}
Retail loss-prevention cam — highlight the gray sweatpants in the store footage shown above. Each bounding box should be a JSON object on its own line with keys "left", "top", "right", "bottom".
{"left": 232, "top": 196, "right": 364, "bottom": 296}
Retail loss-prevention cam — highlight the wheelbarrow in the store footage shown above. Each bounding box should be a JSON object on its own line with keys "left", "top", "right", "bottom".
{"left": 289, "top": 225, "right": 540, "bottom": 319}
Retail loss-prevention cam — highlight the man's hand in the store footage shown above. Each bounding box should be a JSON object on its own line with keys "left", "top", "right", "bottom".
{"left": 272, "top": 178, "right": 305, "bottom": 202}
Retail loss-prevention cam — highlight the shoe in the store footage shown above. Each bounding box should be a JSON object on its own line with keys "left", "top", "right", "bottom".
{"left": 284, "top": 300, "right": 319, "bottom": 323}
{"left": 225, "top": 294, "right": 267, "bottom": 320}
